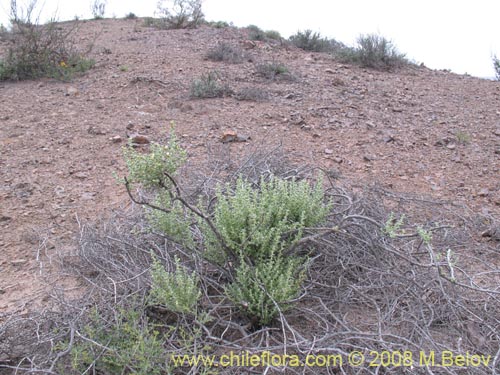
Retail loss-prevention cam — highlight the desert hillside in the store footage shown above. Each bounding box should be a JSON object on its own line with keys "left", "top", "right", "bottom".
{"left": 0, "top": 17, "right": 499, "bottom": 373}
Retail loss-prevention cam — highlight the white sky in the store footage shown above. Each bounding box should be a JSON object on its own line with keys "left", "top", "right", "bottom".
{"left": 1, "top": 0, "right": 499, "bottom": 78}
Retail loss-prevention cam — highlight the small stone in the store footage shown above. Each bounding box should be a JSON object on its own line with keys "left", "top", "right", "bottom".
{"left": 0, "top": 215, "right": 11, "bottom": 222}
{"left": 325, "top": 68, "right": 335, "bottom": 74}
{"left": 129, "top": 134, "right": 150, "bottom": 145}
{"left": 494, "top": 129, "right": 500, "bottom": 137}
{"left": 126, "top": 122, "right": 134, "bottom": 130}
{"left": 446, "top": 144, "right": 456, "bottom": 150}
{"left": 478, "top": 188, "right": 489, "bottom": 197}
{"left": 333, "top": 157, "right": 343, "bottom": 164}
{"left": 324, "top": 148, "right": 333, "bottom": 155}
{"left": 65, "top": 86, "right": 78, "bottom": 96}
{"left": 383, "top": 135, "right": 395, "bottom": 143}
{"left": 221, "top": 130, "right": 237, "bottom": 143}
{"left": 11, "top": 259, "right": 27, "bottom": 266}
{"left": 284, "top": 93, "right": 295, "bottom": 99}
{"left": 74, "top": 172, "right": 88, "bottom": 180}
{"left": 312, "top": 133, "right": 321, "bottom": 138}
{"left": 110, "top": 135, "right": 122, "bottom": 143}
{"left": 363, "top": 155, "right": 376, "bottom": 162}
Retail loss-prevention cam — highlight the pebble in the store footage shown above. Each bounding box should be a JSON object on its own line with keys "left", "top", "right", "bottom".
{"left": 110, "top": 135, "right": 122, "bottom": 143}
{"left": 324, "top": 148, "right": 333, "bottom": 155}
{"left": 478, "top": 188, "right": 489, "bottom": 197}
{"left": 446, "top": 144, "right": 456, "bottom": 150}
{"left": 129, "top": 134, "right": 150, "bottom": 145}
{"left": 65, "top": 86, "right": 78, "bottom": 96}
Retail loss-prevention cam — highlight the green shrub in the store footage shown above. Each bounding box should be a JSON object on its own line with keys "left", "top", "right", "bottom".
{"left": 337, "top": 33, "right": 408, "bottom": 70}
{"left": 209, "top": 20, "right": 229, "bottom": 28}
{"left": 210, "top": 176, "right": 329, "bottom": 324}
{"left": 256, "top": 62, "right": 293, "bottom": 81}
{"left": 205, "top": 43, "right": 244, "bottom": 63}
{"left": 156, "top": 0, "right": 204, "bottom": 29}
{"left": 147, "top": 194, "right": 194, "bottom": 247}
{"left": 247, "top": 24, "right": 266, "bottom": 41}
{"left": 493, "top": 55, "right": 500, "bottom": 80}
{"left": 190, "top": 71, "right": 231, "bottom": 98}
{"left": 149, "top": 256, "right": 201, "bottom": 314}
{"left": 226, "top": 255, "right": 305, "bottom": 325}
{"left": 289, "top": 29, "right": 332, "bottom": 52}
{"left": 123, "top": 132, "right": 332, "bottom": 326}
{"left": 123, "top": 131, "right": 186, "bottom": 188}
{"left": 264, "top": 30, "right": 281, "bottom": 40}
{"left": 70, "top": 307, "right": 168, "bottom": 375}
{"left": 208, "top": 177, "right": 330, "bottom": 261}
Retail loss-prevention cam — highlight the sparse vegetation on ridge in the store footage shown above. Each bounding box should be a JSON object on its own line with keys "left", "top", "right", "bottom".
{"left": 155, "top": 0, "right": 204, "bottom": 29}
{"left": 337, "top": 33, "right": 409, "bottom": 70}
{"left": 0, "top": 3, "right": 94, "bottom": 81}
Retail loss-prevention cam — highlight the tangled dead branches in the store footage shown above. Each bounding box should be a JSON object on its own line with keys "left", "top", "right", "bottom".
{"left": 1, "top": 145, "right": 499, "bottom": 375}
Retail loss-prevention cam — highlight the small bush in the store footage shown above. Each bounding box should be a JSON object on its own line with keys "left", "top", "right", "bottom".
{"left": 190, "top": 71, "right": 231, "bottom": 98}
{"left": 123, "top": 132, "right": 186, "bottom": 188}
{"left": 209, "top": 177, "right": 330, "bottom": 260}
{"left": 124, "top": 12, "right": 137, "bottom": 19}
{"left": 337, "top": 33, "right": 408, "bottom": 70}
{"left": 149, "top": 256, "right": 201, "bottom": 314}
{"left": 91, "top": 0, "right": 107, "bottom": 19}
{"left": 0, "top": 7, "right": 94, "bottom": 81}
{"left": 226, "top": 255, "right": 305, "bottom": 325}
{"left": 147, "top": 194, "right": 194, "bottom": 247}
{"left": 233, "top": 86, "right": 268, "bottom": 101}
{"left": 209, "top": 20, "right": 229, "bottom": 28}
{"left": 264, "top": 30, "right": 281, "bottom": 40}
{"left": 247, "top": 24, "right": 266, "bottom": 41}
{"left": 289, "top": 29, "right": 332, "bottom": 52}
{"left": 256, "top": 62, "right": 293, "bottom": 81}
{"left": 156, "top": 0, "right": 204, "bottom": 29}
{"left": 493, "top": 55, "right": 500, "bottom": 80}
{"left": 69, "top": 307, "right": 168, "bottom": 375}
{"left": 205, "top": 43, "right": 244, "bottom": 63}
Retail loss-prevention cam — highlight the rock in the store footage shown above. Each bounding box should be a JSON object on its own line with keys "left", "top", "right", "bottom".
{"left": 87, "top": 126, "right": 106, "bottom": 135}
{"left": 110, "top": 135, "right": 122, "bottom": 143}
{"left": 494, "top": 128, "right": 500, "bottom": 137}
{"left": 126, "top": 122, "right": 134, "bottom": 130}
{"left": 325, "top": 68, "right": 335, "bottom": 74}
{"left": 284, "top": 93, "right": 295, "bottom": 99}
{"left": 0, "top": 215, "right": 11, "bottom": 222}
{"left": 333, "top": 157, "right": 343, "bottom": 164}
{"left": 65, "top": 86, "right": 78, "bottom": 96}
{"left": 221, "top": 130, "right": 250, "bottom": 143}
{"left": 11, "top": 259, "right": 27, "bottom": 266}
{"left": 383, "top": 134, "right": 395, "bottom": 143}
{"left": 74, "top": 172, "right": 88, "bottom": 180}
{"left": 129, "top": 134, "right": 150, "bottom": 145}
{"left": 478, "top": 188, "right": 489, "bottom": 197}
{"left": 446, "top": 144, "right": 456, "bottom": 150}
{"left": 363, "top": 155, "right": 376, "bottom": 162}
{"left": 324, "top": 148, "right": 333, "bottom": 155}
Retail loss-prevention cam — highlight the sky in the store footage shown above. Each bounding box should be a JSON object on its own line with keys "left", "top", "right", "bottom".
{"left": 1, "top": 0, "right": 499, "bottom": 78}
